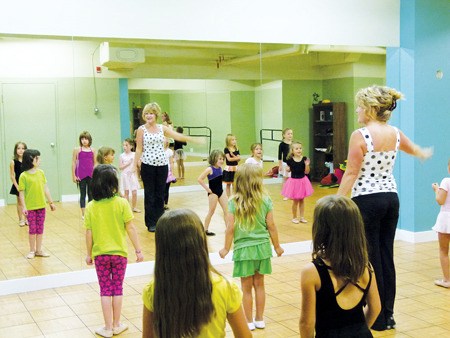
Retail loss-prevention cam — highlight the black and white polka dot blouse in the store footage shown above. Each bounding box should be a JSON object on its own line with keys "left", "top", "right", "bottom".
{"left": 351, "top": 127, "right": 400, "bottom": 198}
{"left": 140, "top": 124, "right": 169, "bottom": 166}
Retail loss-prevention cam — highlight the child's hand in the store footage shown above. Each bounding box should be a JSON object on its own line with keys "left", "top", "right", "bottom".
{"left": 22, "top": 207, "right": 28, "bottom": 216}
{"left": 49, "top": 202, "right": 56, "bottom": 211}
{"left": 85, "top": 255, "right": 93, "bottom": 265}
{"left": 432, "top": 183, "right": 439, "bottom": 192}
{"left": 219, "top": 248, "right": 229, "bottom": 259}
{"left": 274, "top": 246, "right": 284, "bottom": 257}
{"left": 305, "top": 158, "right": 311, "bottom": 166}
{"left": 136, "top": 251, "right": 144, "bottom": 262}
{"left": 73, "top": 175, "right": 80, "bottom": 183}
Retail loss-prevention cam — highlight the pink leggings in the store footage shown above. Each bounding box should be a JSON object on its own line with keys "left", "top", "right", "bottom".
{"left": 27, "top": 208, "right": 46, "bottom": 235}
{"left": 94, "top": 255, "right": 128, "bottom": 296}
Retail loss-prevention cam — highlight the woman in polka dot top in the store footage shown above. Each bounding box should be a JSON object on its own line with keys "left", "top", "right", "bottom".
{"left": 133, "top": 102, "right": 198, "bottom": 232}
{"left": 337, "top": 85, "right": 432, "bottom": 332}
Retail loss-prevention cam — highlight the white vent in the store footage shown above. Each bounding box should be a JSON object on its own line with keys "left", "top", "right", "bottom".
{"left": 99, "top": 42, "right": 145, "bottom": 70}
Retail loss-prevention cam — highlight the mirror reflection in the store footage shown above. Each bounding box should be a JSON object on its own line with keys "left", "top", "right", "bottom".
{"left": 0, "top": 35, "right": 386, "bottom": 280}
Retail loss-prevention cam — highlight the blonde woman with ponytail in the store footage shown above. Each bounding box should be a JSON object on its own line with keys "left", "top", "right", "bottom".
{"left": 337, "top": 85, "right": 432, "bottom": 331}
{"left": 220, "top": 163, "right": 284, "bottom": 331}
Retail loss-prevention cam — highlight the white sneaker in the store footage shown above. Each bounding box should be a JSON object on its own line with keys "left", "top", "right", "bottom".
{"left": 26, "top": 252, "right": 35, "bottom": 259}
{"left": 248, "top": 322, "right": 256, "bottom": 331}
{"left": 254, "top": 320, "right": 266, "bottom": 329}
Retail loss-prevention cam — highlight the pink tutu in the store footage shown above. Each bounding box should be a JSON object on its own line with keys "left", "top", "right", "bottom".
{"left": 432, "top": 211, "right": 450, "bottom": 234}
{"left": 282, "top": 177, "right": 313, "bottom": 200}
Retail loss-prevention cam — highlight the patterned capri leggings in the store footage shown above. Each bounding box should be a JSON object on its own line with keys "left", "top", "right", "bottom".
{"left": 27, "top": 208, "right": 46, "bottom": 235}
{"left": 94, "top": 255, "right": 128, "bottom": 296}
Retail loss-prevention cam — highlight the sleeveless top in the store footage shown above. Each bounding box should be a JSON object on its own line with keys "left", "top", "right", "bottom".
{"left": 140, "top": 124, "right": 168, "bottom": 166}
{"left": 208, "top": 166, "right": 223, "bottom": 196}
{"left": 351, "top": 127, "right": 400, "bottom": 198}
{"left": 313, "top": 257, "right": 373, "bottom": 337}
{"left": 76, "top": 147, "right": 94, "bottom": 180}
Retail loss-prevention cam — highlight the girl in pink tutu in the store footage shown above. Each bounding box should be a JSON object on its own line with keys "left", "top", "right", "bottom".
{"left": 431, "top": 158, "right": 450, "bottom": 288}
{"left": 281, "top": 141, "right": 314, "bottom": 223}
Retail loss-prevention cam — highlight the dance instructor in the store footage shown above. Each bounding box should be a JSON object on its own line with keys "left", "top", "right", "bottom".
{"left": 134, "top": 102, "right": 199, "bottom": 232}
{"left": 337, "top": 85, "right": 432, "bottom": 331}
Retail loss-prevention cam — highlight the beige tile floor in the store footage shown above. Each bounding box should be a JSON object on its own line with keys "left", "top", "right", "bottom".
{"left": 0, "top": 160, "right": 449, "bottom": 337}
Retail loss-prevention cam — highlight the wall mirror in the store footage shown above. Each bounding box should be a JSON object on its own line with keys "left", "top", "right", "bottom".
{"left": 0, "top": 34, "right": 385, "bottom": 281}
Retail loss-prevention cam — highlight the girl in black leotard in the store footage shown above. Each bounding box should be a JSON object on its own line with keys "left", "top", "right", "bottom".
{"left": 300, "top": 195, "right": 381, "bottom": 337}
{"left": 197, "top": 149, "right": 228, "bottom": 236}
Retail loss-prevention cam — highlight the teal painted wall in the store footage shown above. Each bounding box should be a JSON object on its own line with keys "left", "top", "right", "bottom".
{"left": 386, "top": 0, "right": 450, "bottom": 232}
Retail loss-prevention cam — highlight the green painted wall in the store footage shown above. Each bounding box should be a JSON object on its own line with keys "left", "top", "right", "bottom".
{"left": 282, "top": 80, "right": 322, "bottom": 160}
{"left": 230, "top": 91, "right": 255, "bottom": 157}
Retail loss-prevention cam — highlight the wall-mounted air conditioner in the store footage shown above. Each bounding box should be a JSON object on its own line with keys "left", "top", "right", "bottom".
{"left": 99, "top": 42, "right": 145, "bottom": 70}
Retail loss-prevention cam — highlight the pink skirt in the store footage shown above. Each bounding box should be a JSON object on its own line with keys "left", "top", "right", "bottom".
{"left": 281, "top": 177, "right": 313, "bottom": 200}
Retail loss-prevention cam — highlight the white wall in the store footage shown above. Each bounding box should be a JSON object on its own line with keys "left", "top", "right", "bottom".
{"left": 1, "top": 1, "right": 399, "bottom": 47}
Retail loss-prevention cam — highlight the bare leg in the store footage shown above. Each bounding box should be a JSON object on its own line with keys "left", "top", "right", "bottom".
{"left": 100, "top": 296, "right": 113, "bottom": 330}
{"left": 124, "top": 190, "right": 130, "bottom": 202}
{"left": 291, "top": 200, "right": 299, "bottom": 219}
{"left": 226, "top": 183, "right": 232, "bottom": 197}
{"left": 131, "top": 190, "right": 138, "bottom": 209}
{"left": 438, "top": 232, "right": 450, "bottom": 281}
{"left": 16, "top": 196, "right": 25, "bottom": 222}
{"left": 29, "top": 234, "right": 36, "bottom": 252}
{"left": 299, "top": 199, "right": 305, "bottom": 218}
{"left": 112, "top": 295, "right": 123, "bottom": 327}
{"left": 35, "top": 234, "right": 44, "bottom": 253}
{"left": 218, "top": 193, "right": 228, "bottom": 227}
{"left": 241, "top": 276, "right": 254, "bottom": 323}
{"left": 204, "top": 194, "right": 218, "bottom": 231}
{"left": 253, "top": 272, "right": 265, "bottom": 321}
{"left": 180, "top": 159, "right": 185, "bottom": 178}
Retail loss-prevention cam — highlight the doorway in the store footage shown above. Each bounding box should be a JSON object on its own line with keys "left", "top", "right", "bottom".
{"left": 1, "top": 83, "right": 60, "bottom": 204}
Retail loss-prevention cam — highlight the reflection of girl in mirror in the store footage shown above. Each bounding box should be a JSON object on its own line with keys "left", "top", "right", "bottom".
{"left": 133, "top": 102, "right": 198, "bottom": 232}
{"left": 281, "top": 141, "right": 314, "bottom": 224}
{"left": 278, "top": 128, "right": 293, "bottom": 180}
{"left": 97, "top": 146, "right": 115, "bottom": 165}
{"left": 300, "top": 195, "right": 381, "bottom": 337}
{"left": 142, "top": 209, "right": 251, "bottom": 338}
{"left": 223, "top": 133, "right": 241, "bottom": 197}
{"left": 119, "top": 138, "right": 141, "bottom": 213}
{"left": 85, "top": 164, "right": 144, "bottom": 338}
{"left": 10, "top": 141, "right": 28, "bottom": 226}
{"left": 161, "top": 111, "right": 174, "bottom": 148}
{"left": 174, "top": 126, "right": 187, "bottom": 179}
{"left": 220, "top": 164, "right": 284, "bottom": 331}
{"left": 197, "top": 149, "right": 228, "bottom": 236}
{"left": 72, "top": 131, "right": 96, "bottom": 220}
{"left": 245, "top": 143, "right": 263, "bottom": 168}
{"left": 19, "top": 149, "right": 56, "bottom": 259}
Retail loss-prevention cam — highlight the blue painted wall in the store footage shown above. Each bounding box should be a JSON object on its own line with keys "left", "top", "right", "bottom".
{"left": 388, "top": 0, "right": 450, "bottom": 232}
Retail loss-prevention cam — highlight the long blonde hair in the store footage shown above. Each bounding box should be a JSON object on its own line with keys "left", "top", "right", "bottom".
{"left": 231, "top": 163, "right": 265, "bottom": 231}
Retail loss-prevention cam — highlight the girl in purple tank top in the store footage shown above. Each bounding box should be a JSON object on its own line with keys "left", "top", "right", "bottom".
{"left": 72, "top": 131, "right": 96, "bottom": 219}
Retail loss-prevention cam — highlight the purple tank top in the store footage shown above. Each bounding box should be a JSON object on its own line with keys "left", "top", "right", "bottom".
{"left": 76, "top": 148, "right": 94, "bottom": 180}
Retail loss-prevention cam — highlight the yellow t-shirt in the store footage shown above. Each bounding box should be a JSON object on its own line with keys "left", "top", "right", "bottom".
{"left": 84, "top": 195, "right": 133, "bottom": 259}
{"left": 18, "top": 169, "right": 47, "bottom": 210}
{"left": 142, "top": 274, "right": 242, "bottom": 338}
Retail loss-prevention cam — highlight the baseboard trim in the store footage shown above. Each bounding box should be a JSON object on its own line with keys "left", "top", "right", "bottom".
{"left": 0, "top": 199, "right": 5, "bottom": 207}
{"left": 395, "top": 229, "right": 437, "bottom": 243}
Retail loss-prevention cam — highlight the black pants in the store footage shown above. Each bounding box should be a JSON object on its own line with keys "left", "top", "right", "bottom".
{"left": 79, "top": 177, "right": 92, "bottom": 208}
{"left": 353, "top": 192, "right": 399, "bottom": 329}
{"left": 140, "top": 163, "right": 168, "bottom": 230}
{"left": 164, "top": 182, "right": 171, "bottom": 205}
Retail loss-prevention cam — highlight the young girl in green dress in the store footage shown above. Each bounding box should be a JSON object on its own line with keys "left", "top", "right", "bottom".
{"left": 220, "top": 163, "right": 284, "bottom": 331}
